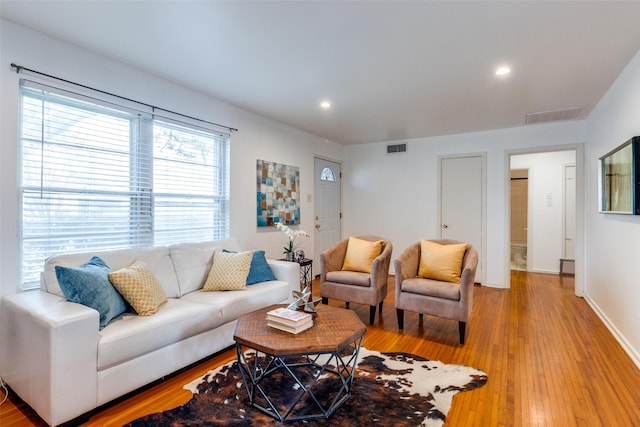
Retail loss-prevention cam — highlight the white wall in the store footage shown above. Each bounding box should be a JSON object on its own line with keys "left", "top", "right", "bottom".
{"left": 2, "top": 17, "right": 638, "bottom": 367}
{"left": 585, "top": 48, "right": 640, "bottom": 366}
{"left": 0, "top": 19, "right": 343, "bottom": 298}
{"left": 343, "top": 122, "right": 585, "bottom": 288}
{"left": 511, "top": 151, "right": 576, "bottom": 274}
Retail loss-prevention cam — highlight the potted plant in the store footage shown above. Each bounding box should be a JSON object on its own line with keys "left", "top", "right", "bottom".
{"left": 275, "top": 222, "right": 309, "bottom": 261}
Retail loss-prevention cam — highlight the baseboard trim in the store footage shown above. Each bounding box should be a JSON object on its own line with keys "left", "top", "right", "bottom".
{"left": 530, "top": 268, "right": 560, "bottom": 275}
{"left": 584, "top": 296, "right": 640, "bottom": 370}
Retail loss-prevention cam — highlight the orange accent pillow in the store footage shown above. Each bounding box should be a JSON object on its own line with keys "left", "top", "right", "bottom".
{"left": 341, "top": 237, "right": 383, "bottom": 273}
{"left": 418, "top": 240, "right": 468, "bottom": 283}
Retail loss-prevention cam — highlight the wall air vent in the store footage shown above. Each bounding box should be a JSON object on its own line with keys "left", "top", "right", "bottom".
{"left": 525, "top": 107, "right": 583, "bottom": 125}
{"left": 386, "top": 143, "right": 407, "bottom": 154}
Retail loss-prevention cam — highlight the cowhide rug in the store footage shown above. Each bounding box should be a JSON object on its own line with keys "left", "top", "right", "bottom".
{"left": 126, "top": 348, "right": 487, "bottom": 427}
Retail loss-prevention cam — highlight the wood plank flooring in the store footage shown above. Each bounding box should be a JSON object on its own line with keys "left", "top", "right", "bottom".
{"left": 1, "top": 271, "right": 639, "bottom": 426}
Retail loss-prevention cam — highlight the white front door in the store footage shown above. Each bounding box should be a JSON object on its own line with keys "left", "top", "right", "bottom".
{"left": 440, "top": 154, "right": 485, "bottom": 283}
{"left": 314, "top": 158, "right": 342, "bottom": 273}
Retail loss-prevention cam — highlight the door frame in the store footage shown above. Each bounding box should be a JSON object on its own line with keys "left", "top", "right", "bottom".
{"left": 504, "top": 144, "right": 584, "bottom": 297}
{"left": 562, "top": 163, "right": 576, "bottom": 260}
{"left": 510, "top": 168, "right": 530, "bottom": 271}
{"left": 438, "top": 152, "right": 487, "bottom": 284}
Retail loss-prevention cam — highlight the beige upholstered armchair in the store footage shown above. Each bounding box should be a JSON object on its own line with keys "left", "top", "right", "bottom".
{"left": 320, "top": 235, "right": 393, "bottom": 325}
{"left": 394, "top": 239, "right": 478, "bottom": 344}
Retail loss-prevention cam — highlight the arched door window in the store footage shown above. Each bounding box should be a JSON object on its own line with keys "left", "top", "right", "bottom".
{"left": 320, "top": 167, "right": 336, "bottom": 182}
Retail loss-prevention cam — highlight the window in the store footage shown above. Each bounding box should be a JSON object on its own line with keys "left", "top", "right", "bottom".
{"left": 19, "top": 81, "right": 230, "bottom": 289}
{"left": 320, "top": 167, "right": 336, "bottom": 182}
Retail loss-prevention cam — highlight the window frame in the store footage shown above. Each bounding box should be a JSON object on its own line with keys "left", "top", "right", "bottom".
{"left": 18, "top": 79, "right": 230, "bottom": 289}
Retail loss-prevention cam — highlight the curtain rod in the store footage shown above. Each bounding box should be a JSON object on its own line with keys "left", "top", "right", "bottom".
{"left": 10, "top": 63, "right": 238, "bottom": 133}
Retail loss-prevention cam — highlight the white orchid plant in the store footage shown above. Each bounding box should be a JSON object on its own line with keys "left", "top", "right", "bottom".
{"left": 275, "top": 222, "right": 309, "bottom": 255}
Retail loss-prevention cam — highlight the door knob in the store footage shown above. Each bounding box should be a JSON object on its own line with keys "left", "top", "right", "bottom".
{"left": 315, "top": 224, "right": 320, "bottom": 229}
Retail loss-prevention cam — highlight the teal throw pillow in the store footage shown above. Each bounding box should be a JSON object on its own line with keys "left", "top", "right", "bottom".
{"left": 55, "top": 256, "right": 127, "bottom": 329}
{"left": 223, "top": 249, "right": 277, "bottom": 285}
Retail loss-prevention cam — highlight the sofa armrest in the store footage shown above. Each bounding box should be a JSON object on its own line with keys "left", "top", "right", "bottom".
{"left": 394, "top": 242, "right": 420, "bottom": 281}
{"left": 370, "top": 240, "right": 393, "bottom": 289}
{"left": 267, "top": 259, "right": 300, "bottom": 296}
{"left": 394, "top": 242, "right": 421, "bottom": 299}
{"left": 320, "top": 238, "right": 348, "bottom": 279}
{"left": 458, "top": 246, "right": 479, "bottom": 312}
{"left": 0, "top": 291, "right": 99, "bottom": 426}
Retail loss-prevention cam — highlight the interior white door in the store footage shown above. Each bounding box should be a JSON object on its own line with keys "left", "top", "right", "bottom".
{"left": 440, "top": 155, "right": 484, "bottom": 282}
{"left": 564, "top": 165, "right": 576, "bottom": 259}
{"left": 314, "top": 158, "right": 341, "bottom": 273}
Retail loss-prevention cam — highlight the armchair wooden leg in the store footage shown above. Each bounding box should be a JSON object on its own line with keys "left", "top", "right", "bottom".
{"left": 345, "top": 301, "right": 350, "bottom": 309}
{"left": 378, "top": 301, "right": 384, "bottom": 314}
{"left": 419, "top": 313, "right": 423, "bottom": 320}
{"left": 321, "top": 297, "right": 328, "bottom": 305}
{"left": 458, "top": 321, "right": 466, "bottom": 345}
{"left": 396, "top": 308, "right": 404, "bottom": 329}
{"left": 369, "top": 306, "right": 376, "bottom": 325}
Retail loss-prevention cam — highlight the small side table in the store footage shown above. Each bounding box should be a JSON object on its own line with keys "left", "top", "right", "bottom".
{"left": 280, "top": 257, "right": 313, "bottom": 291}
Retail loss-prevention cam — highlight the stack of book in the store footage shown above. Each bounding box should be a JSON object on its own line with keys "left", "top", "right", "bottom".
{"left": 266, "top": 307, "right": 313, "bottom": 334}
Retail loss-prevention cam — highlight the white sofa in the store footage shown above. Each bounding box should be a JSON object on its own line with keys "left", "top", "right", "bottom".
{"left": 0, "top": 239, "right": 299, "bottom": 426}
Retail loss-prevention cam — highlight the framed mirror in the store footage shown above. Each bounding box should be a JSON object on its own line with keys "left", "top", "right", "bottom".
{"left": 599, "top": 136, "right": 640, "bottom": 215}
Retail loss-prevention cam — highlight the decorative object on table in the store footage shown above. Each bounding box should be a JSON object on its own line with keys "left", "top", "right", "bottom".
{"left": 265, "top": 307, "right": 313, "bottom": 334}
{"left": 275, "top": 222, "right": 309, "bottom": 261}
{"left": 294, "top": 248, "right": 305, "bottom": 262}
{"left": 256, "top": 159, "right": 301, "bottom": 226}
{"left": 288, "top": 285, "right": 321, "bottom": 315}
{"left": 126, "top": 348, "right": 488, "bottom": 427}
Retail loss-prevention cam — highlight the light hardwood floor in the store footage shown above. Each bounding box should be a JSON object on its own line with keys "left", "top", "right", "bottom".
{"left": 1, "top": 271, "right": 639, "bottom": 426}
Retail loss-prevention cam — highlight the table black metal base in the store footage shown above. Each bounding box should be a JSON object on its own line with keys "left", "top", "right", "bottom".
{"left": 236, "top": 336, "right": 364, "bottom": 422}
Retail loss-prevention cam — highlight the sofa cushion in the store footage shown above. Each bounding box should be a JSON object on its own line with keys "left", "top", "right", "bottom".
{"left": 43, "top": 246, "right": 181, "bottom": 299}
{"left": 418, "top": 240, "right": 468, "bottom": 284}
{"left": 326, "top": 270, "right": 371, "bottom": 287}
{"left": 170, "top": 239, "right": 242, "bottom": 296}
{"left": 55, "top": 256, "right": 126, "bottom": 329}
{"left": 341, "top": 236, "right": 383, "bottom": 273}
{"left": 401, "top": 277, "right": 461, "bottom": 301}
{"left": 181, "top": 279, "right": 292, "bottom": 325}
{"left": 108, "top": 260, "right": 167, "bottom": 315}
{"left": 97, "top": 298, "right": 223, "bottom": 370}
{"left": 202, "top": 250, "right": 253, "bottom": 291}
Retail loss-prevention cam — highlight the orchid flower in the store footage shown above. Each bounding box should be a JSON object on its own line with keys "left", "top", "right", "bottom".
{"left": 275, "top": 222, "right": 309, "bottom": 253}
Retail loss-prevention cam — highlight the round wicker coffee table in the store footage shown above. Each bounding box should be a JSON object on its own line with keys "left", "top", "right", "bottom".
{"left": 233, "top": 303, "right": 367, "bottom": 422}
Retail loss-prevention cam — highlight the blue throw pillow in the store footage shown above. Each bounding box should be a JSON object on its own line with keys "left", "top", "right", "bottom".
{"left": 223, "top": 249, "right": 277, "bottom": 285}
{"left": 55, "top": 256, "right": 127, "bottom": 329}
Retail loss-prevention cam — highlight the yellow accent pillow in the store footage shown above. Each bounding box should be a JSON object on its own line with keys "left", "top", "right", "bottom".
{"left": 108, "top": 260, "right": 167, "bottom": 315}
{"left": 341, "top": 237, "right": 383, "bottom": 273}
{"left": 203, "top": 250, "right": 253, "bottom": 291}
{"left": 418, "top": 240, "right": 468, "bottom": 284}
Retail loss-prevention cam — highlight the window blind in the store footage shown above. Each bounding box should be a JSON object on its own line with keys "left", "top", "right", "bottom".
{"left": 20, "top": 80, "right": 230, "bottom": 289}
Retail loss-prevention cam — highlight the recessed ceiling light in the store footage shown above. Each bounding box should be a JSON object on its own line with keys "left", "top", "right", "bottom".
{"left": 496, "top": 67, "right": 511, "bottom": 76}
{"left": 320, "top": 101, "right": 331, "bottom": 109}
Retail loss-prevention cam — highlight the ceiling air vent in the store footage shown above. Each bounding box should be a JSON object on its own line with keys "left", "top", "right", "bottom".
{"left": 386, "top": 143, "right": 407, "bottom": 154}
{"left": 525, "top": 107, "right": 583, "bottom": 125}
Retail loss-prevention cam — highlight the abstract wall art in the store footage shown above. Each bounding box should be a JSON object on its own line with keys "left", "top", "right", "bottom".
{"left": 257, "top": 159, "right": 300, "bottom": 226}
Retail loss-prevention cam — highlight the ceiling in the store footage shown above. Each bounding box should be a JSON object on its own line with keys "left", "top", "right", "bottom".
{"left": 3, "top": 1, "right": 640, "bottom": 145}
